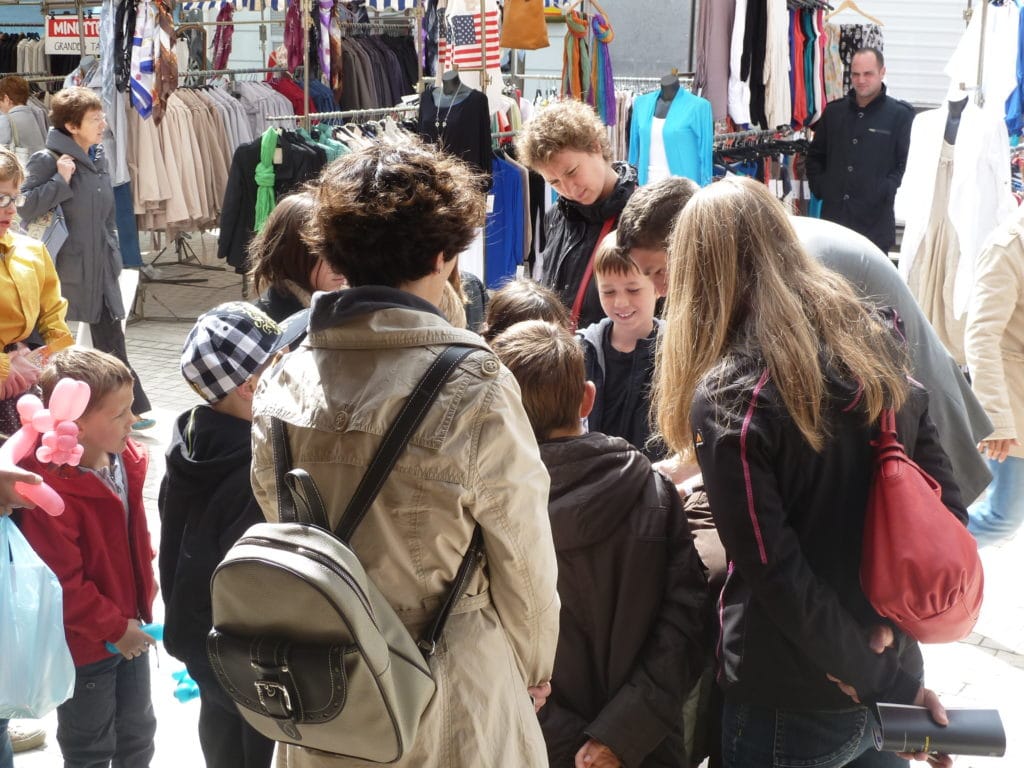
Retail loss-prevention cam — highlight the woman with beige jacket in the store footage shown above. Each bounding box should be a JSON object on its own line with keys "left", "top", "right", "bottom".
{"left": 250, "top": 140, "right": 560, "bottom": 767}
{"left": 965, "top": 203, "right": 1024, "bottom": 546}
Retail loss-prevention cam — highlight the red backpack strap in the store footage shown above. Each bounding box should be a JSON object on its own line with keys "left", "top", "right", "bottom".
{"left": 880, "top": 408, "right": 897, "bottom": 435}
{"left": 570, "top": 216, "right": 616, "bottom": 330}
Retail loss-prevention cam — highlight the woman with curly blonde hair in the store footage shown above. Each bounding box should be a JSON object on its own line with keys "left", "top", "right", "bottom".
{"left": 249, "top": 140, "right": 560, "bottom": 768}
{"left": 654, "top": 177, "right": 961, "bottom": 768}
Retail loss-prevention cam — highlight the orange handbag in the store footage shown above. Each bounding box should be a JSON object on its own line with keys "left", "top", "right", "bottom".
{"left": 861, "top": 409, "right": 984, "bottom": 644}
{"left": 500, "top": 0, "right": 549, "bottom": 50}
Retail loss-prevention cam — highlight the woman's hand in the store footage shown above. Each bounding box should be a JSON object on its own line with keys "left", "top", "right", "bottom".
{"left": 56, "top": 154, "right": 76, "bottom": 184}
{"left": 527, "top": 681, "right": 551, "bottom": 713}
{"left": 8, "top": 349, "right": 40, "bottom": 388}
{"left": 574, "top": 739, "right": 621, "bottom": 768}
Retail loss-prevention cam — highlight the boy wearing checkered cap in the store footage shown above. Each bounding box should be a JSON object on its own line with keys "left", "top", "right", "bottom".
{"left": 159, "top": 302, "right": 307, "bottom": 768}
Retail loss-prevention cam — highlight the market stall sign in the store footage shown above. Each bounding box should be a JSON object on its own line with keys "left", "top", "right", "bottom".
{"left": 45, "top": 16, "right": 100, "bottom": 56}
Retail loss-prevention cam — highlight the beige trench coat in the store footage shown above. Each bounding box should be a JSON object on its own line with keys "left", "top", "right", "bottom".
{"left": 251, "top": 294, "right": 559, "bottom": 767}
{"left": 966, "top": 206, "right": 1024, "bottom": 460}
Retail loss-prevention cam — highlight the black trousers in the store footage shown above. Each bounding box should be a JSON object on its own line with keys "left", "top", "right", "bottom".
{"left": 88, "top": 305, "right": 152, "bottom": 415}
{"left": 189, "top": 664, "right": 275, "bottom": 768}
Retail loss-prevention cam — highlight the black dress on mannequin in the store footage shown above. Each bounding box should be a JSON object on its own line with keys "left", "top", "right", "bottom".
{"left": 944, "top": 97, "right": 968, "bottom": 145}
{"left": 655, "top": 74, "right": 679, "bottom": 119}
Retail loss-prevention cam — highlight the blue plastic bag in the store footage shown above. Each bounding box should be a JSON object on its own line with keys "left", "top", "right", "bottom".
{"left": 0, "top": 516, "right": 75, "bottom": 718}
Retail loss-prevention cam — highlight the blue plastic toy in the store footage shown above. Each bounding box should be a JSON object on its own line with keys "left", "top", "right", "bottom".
{"left": 172, "top": 669, "right": 200, "bottom": 703}
{"left": 105, "top": 622, "right": 163, "bottom": 655}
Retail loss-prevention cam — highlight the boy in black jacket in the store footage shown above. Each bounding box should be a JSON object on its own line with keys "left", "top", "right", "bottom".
{"left": 491, "top": 320, "right": 708, "bottom": 768}
{"left": 159, "top": 302, "right": 307, "bottom": 768}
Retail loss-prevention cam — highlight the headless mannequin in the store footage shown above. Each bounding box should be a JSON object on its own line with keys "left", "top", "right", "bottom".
{"left": 654, "top": 74, "right": 680, "bottom": 119}
{"left": 435, "top": 70, "right": 471, "bottom": 108}
{"left": 944, "top": 97, "right": 968, "bottom": 145}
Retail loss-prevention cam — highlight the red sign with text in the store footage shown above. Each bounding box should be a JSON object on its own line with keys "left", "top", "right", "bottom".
{"left": 45, "top": 16, "right": 100, "bottom": 55}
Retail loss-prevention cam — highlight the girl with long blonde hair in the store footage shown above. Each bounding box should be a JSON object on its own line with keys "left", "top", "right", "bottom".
{"left": 654, "top": 177, "right": 961, "bottom": 768}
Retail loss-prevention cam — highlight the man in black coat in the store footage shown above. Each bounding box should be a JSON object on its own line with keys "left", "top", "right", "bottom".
{"left": 806, "top": 47, "right": 914, "bottom": 254}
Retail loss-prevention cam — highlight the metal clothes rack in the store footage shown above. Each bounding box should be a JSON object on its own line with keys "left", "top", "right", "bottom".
{"left": 179, "top": 66, "right": 287, "bottom": 80}
{"left": 0, "top": 23, "right": 46, "bottom": 28}
{"left": 265, "top": 103, "right": 418, "bottom": 123}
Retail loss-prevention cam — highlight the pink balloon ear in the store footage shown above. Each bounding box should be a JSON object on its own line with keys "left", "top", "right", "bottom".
{"left": 31, "top": 410, "right": 55, "bottom": 434}
{"left": 16, "top": 394, "right": 43, "bottom": 425}
{"left": 68, "top": 381, "right": 91, "bottom": 421}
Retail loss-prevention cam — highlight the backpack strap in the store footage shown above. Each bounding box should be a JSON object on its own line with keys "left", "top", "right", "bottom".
{"left": 270, "top": 416, "right": 330, "bottom": 530}
{"left": 334, "top": 344, "right": 477, "bottom": 542}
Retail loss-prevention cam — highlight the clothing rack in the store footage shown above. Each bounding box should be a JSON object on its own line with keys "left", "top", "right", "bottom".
{"left": 714, "top": 127, "right": 798, "bottom": 145}
{"left": 0, "top": 23, "right": 46, "bottom": 28}
{"left": 25, "top": 74, "right": 72, "bottom": 84}
{"left": 265, "top": 103, "right": 419, "bottom": 123}
{"left": 179, "top": 66, "right": 288, "bottom": 80}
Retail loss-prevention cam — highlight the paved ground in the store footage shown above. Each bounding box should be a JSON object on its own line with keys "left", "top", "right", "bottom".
{"left": 11, "top": 236, "right": 1024, "bottom": 766}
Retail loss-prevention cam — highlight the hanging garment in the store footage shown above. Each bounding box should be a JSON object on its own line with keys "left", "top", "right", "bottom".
{"left": 823, "top": 23, "right": 844, "bottom": 104}
{"left": 763, "top": 0, "right": 791, "bottom": 129}
{"left": 906, "top": 142, "right": 967, "bottom": 364}
{"left": 946, "top": 1, "right": 1021, "bottom": 122}
{"left": 628, "top": 89, "right": 713, "bottom": 186}
{"left": 695, "top": 0, "right": 734, "bottom": 121}
{"left": 129, "top": 0, "right": 158, "bottom": 118}
{"left": 896, "top": 102, "right": 1017, "bottom": 319}
{"left": 417, "top": 87, "right": 492, "bottom": 176}
{"left": 728, "top": 0, "right": 752, "bottom": 125}
{"left": 741, "top": 0, "right": 769, "bottom": 127}
{"left": 211, "top": 3, "right": 234, "bottom": 71}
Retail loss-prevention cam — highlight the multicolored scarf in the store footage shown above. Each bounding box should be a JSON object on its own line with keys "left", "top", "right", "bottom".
{"left": 561, "top": 9, "right": 591, "bottom": 104}
{"left": 560, "top": 7, "right": 616, "bottom": 125}
{"left": 590, "top": 12, "right": 615, "bottom": 125}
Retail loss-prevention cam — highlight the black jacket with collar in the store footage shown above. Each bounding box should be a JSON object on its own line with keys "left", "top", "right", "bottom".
{"left": 579, "top": 317, "right": 664, "bottom": 460}
{"left": 537, "top": 432, "right": 707, "bottom": 768}
{"left": 691, "top": 358, "right": 967, "bottom": 711}
{"left": 806, "top": 85, "right": 914, "bottom": 253}
{"left": 537, "top": 163, "right": 638, "bottom": 329}
{"left": 217, "top": 133, "right": 326, "bottom": 273}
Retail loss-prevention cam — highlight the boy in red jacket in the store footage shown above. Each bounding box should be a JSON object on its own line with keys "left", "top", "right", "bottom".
{"left": 16, "top": 347, "right": 157, "bottom": 767}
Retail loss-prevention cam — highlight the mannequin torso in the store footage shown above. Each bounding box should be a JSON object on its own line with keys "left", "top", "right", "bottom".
{"left": 435, "top": 71, "right": 472, "bottom": 108}
{"left": 654, "top": 74, "right": 679, "bottom": 119}
{"left": 944, "top": 97, "right": 968, "bottom": 145}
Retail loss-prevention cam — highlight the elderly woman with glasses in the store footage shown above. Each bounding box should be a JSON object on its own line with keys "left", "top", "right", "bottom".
{"left": 18, "top": 87, "right": 153, "bottom": 427}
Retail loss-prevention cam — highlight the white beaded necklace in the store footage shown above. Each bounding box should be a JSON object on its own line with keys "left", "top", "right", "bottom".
{"left": 434, "top": 84, "right": 466, "bottom": 133}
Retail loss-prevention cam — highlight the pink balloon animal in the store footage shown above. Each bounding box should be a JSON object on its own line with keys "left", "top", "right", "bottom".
{"left": 0, "top": 378, "right": 91, "bottom": 516}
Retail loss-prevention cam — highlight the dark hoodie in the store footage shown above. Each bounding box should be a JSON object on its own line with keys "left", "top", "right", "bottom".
{"left": 579, "top": 317, "right": 665, "bottom": 460}
{"left": 537, "top": 432, "right": 707, "bottom": 768}
{"left": 159, "top": 405, "right": 264, "bottom": 667}
{"left": 537, "top": 162, "right": 638, "bottom": 329}
{"left": 691, "top": 355, "right": 967, "bottom": 711}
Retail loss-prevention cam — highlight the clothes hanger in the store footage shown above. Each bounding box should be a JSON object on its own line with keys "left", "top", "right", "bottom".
{"left": 825, "top": 0, "right": 884, "bottom": 26}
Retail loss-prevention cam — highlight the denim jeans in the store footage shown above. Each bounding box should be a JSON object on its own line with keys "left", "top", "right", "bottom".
{"left": 722, "top": 700, "right": 908, "bottom": 768}
{"left": 0, "top": 719, "right": 12, "bottom": 768}
{"left": 968, "top": 456, "right": 1024, "bottom": 547}
{"left": 56, "top": 654, "right": 156, "bottom": 768}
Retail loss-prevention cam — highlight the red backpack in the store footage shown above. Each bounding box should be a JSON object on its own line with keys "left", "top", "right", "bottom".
{"left": 861, "top": 409, "right": 984, "bottom": 644}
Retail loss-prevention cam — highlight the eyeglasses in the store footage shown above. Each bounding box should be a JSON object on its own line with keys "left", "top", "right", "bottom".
{"left": 0, "top": 193, "right": 25, "bottom": 208}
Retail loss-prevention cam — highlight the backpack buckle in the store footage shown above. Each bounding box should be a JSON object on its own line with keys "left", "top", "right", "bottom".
{"left": 254, "top": 680, "right": 293, "bottom": 718}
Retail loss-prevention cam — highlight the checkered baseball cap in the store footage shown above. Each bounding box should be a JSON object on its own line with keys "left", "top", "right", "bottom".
{"left": 181, "top": 302, "right": 310, "bottom": 402}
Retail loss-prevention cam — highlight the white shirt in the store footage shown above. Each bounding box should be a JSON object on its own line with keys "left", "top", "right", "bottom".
{"left": 647, "top": 117, "right": 672, "bottom": 184}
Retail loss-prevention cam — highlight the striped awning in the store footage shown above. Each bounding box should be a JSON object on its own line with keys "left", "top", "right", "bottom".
{"left": 179, "top": 0, "right": 285, "bottom": 11}
{"left": 365, "top": 0, "right": 420, "bottom": 10}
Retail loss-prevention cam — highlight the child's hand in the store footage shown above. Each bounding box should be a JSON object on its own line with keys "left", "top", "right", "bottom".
{"left": 112, "top": 619, "right": 155, "bottom": 660}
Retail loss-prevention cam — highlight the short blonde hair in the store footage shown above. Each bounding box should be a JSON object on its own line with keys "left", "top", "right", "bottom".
{"left": 40, "top": 347, "right": 134, "bottom": 416}
{"left": 0, "top": 147, "right": 23, "bottom": 185}
{"left": 490, "top": 320, "right": 585, "bottom": 441}
{"left": 516, "top": 100, "right": 612, "bottom": 168}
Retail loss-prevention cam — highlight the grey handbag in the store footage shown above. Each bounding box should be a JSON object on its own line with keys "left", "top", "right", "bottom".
{"left": 22, "top": 150, "right": 69, "bottom": 259}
